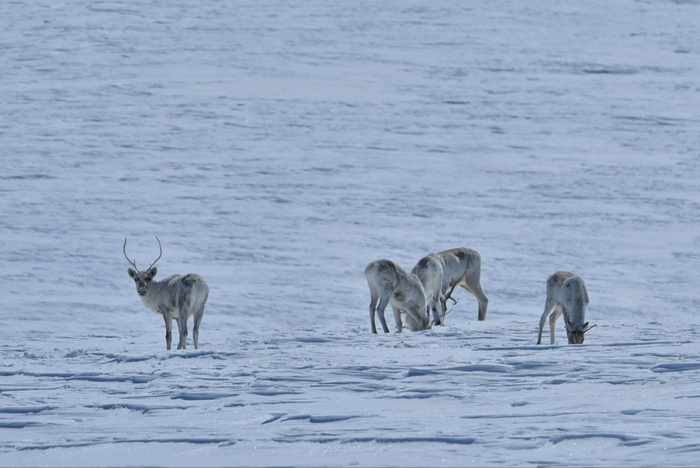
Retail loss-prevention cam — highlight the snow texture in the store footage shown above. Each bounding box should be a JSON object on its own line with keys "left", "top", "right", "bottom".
{"left": 2, "top": 0, "right": 700, "bottom": 466}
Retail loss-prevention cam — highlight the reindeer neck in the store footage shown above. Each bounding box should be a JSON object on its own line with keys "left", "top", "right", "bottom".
{"left": 140, "top": 279, "right": 169, "bottom": 312}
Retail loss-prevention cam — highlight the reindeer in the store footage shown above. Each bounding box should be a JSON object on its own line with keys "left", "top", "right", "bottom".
{"left": 124, "top": 237, "right": 209, "bottom": 350}
{"left": 365, "top": 260, "right": 431, "bottom": 333}
{"left": 411, "top": 255, "right": 445, "bottom": 326}
{"left": 432, "top": 248, "right": 489, "bottom": 323}
{"left": 537, "top": 271, "right": 595, "bottom": 345}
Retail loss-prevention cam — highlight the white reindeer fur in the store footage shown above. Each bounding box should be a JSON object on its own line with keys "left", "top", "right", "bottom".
{"left": 365, "top": 259, "right": 430, "bottom": 334}
{"left": 537, "top": 271, "right": 590, "bottom": 345}
{"left": 431, "top": 247, "right": 489, "bottom": 322}
{"left": 411, "top": 255, "right": 445, "bottom": 326}
{"left": 128, "top": 268, "right": 209, "bottom": 350}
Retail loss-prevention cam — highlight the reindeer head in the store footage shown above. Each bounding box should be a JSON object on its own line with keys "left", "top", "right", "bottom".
{"left": 124, "top": 237, "right": 163, "bottom": 297}
{"left": 565, "top": 319, "right": 596, "bottom": 344}
{"left": 404, "top": 304, "right": 432, "bottom": 332}
{"left": 417, "top": 305, "right": 433, "bottom": 330}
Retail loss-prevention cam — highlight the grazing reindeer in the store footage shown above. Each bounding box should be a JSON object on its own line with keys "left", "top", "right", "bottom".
{"left": 433, "top": 248, "right": 489, "bottom": 322}
{"left": 411, "top": 255, "right": 445, "bottom": 326}
{"left": 124, "top": 237, "right": 209, "bottom": 350}
{"left": 537, "top": 271, "right": 595, "bottom": 345}
{"left": 365, "top": 260, "right": 431, "bottom": 333}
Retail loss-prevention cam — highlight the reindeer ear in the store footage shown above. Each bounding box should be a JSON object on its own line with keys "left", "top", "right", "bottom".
{"left": 584, "top": 322, "right": 589, "bottom": 329}
{"left": 147, "top": 267, "right": 157, "bottom": 279}
{"left": 128, "top": 268, "right": 137, "bottom": 279}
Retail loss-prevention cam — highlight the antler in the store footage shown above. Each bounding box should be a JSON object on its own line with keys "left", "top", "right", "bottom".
{"left": 123, "top": 238, "right": 139, "bottom": 271}
{"left": 444, "top": 289, "right": 460, "bottom": 306}
{"left": 430, "top": 307, "right": 456, "bottom": 327}
{"left": 443, "top": 273, "right": 466, "bottom": 305}
{"left": 149, "top": 236, "right": 163, "bottom": 270}
{"left": 583, "top": 324, "right": 597, "bottom": 334}
{"left": 564, "top": 319, "right": 572, "bottom": 332}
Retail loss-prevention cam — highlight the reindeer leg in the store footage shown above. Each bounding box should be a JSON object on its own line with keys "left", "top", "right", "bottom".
{"left": 392, "top": 306, "right": 403, "bottom": 333}
{"left": 472, "top": 282, "right": 489, "bottom": 321}
{"left": 177, "top": 307, "right": 189, "bottom": 350}
{"left": 462, "top": 276, "right": 488, "bottom": 322}
{"left": 376, "top": 295, "right": 391, "bottom": 333}
{"left": 173, "top": 316, "right": 182, "bottom": 349}
{"left": 368, "top": 285, "right": 379, "bottom": 334}
{"left": 439, "top": 296, "right": 448, "bottom": 324}
{"left": 537, "top": 299, "right": 555, "bottom": 345}
{"left": 550, "top": 306, "right": 563, "bottom": 345}
{"left": 193, "top": 305, "right": 204, "bottom": 350}
{"left": 163, "top": 313, "right": 173, "bottom": 350}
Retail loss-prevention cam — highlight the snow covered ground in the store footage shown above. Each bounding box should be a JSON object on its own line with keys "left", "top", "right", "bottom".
{"left": 2, "top": 0, "right": 700, "bottom": 465}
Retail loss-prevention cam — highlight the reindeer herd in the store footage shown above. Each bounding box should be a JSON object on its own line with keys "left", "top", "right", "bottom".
{"left": 124, "top": 238, "right": 594, "bottom": 350}
{"left": 366, "top": 247, "right": 594, "bottom": 345}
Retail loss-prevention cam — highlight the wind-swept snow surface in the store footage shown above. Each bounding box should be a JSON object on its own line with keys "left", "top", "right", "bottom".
{"left": 2, "top": 0, "right": 700, "bottom": 466}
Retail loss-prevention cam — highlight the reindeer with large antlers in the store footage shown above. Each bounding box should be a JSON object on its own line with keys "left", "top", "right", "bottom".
{"left": 124, "top": 237, "right": 209, "bottom": 350}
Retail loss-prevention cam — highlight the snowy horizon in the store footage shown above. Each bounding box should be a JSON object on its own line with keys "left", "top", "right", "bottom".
{"left": 2, "top": 0, "right": 700, "bottom": 466}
